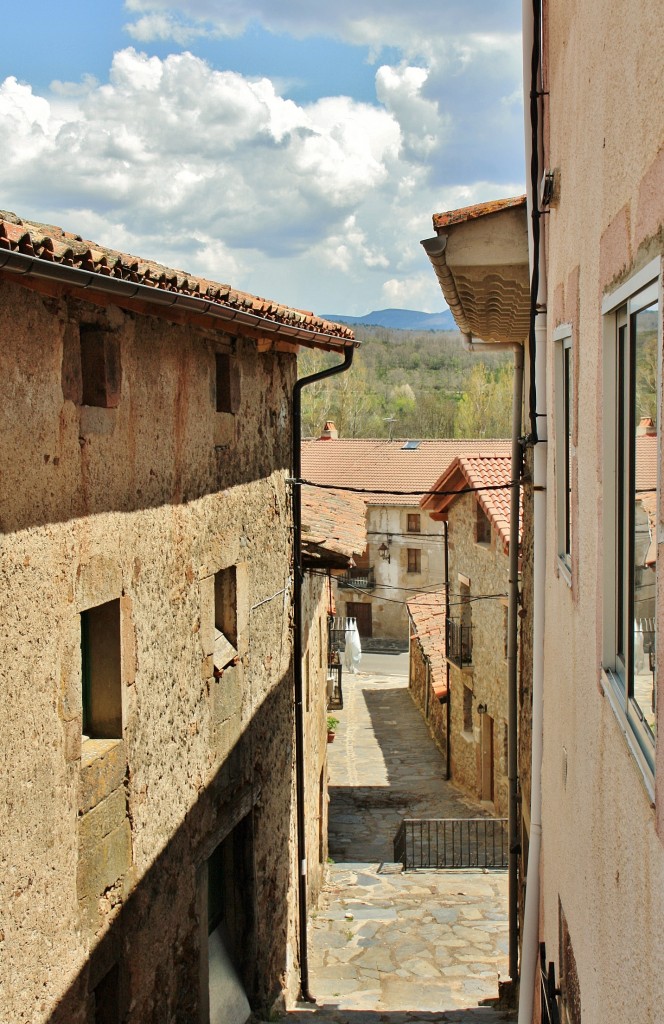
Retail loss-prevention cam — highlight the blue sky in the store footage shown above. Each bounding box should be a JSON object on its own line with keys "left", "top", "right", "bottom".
{"left": 0, "top": 1, "right": 525, "bottom": 315}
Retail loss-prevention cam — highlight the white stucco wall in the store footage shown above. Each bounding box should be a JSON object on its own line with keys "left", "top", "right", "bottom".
{"left": 539, "top": 1, "right": 664, "bottom": 1019}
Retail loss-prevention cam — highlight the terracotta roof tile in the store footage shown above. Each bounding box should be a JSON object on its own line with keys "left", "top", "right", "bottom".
{"left": 301, "top": 485, "right": 367, "bottom": 564}
{"left": 301, "top": 437, "right": 511, "bottom": 506}
{"left": 407, "top": 591, "right": 447, "bottom": 697}
{"left": 0, "top": 210, "right": 354, "bottom": 346}
{"left": 422, "top": 453, "right": 520, "bottom": 553}
{"left": 433, "top": 194, "right": 526, "bottom": 230}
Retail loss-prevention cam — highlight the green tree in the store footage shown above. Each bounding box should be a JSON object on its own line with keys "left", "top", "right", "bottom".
{"left": 454, "top": 362, "right": 513, "bottom": 438}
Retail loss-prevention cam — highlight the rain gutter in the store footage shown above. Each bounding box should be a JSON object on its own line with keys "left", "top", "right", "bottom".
{"left": 0, "top": 247, "right": 352, "bottom": 352}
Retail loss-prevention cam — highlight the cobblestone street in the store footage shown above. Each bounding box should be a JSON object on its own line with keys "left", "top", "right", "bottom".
{"left": 281, "top": 660, "right": 516, "bottom": 1024}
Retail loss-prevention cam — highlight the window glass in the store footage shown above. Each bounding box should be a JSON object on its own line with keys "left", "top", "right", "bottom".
{"left": 631, "top": 300, "right": 658, "bottom": 741}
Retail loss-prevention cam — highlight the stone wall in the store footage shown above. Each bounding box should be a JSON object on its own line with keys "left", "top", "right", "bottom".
{"left": 408, "top": 640, "right": 448, "bottom": 759}
{"left": 446, "top": 492, "right": 510, "bottom": 816}
{"left": 301, "top": 572, "right": 331, "bottom": 906}
{"left": 0, "top": 279, "right": 302, "bottom": 1022}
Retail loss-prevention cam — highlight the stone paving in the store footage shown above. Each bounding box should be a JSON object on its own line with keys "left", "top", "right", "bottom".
{"left": 266, "top": 665, "right": 515, "bottom": 1024}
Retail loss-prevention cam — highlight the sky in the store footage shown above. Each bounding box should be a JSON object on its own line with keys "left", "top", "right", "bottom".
{"left": 0, "top": 1, "right": 525, "bottom": 316}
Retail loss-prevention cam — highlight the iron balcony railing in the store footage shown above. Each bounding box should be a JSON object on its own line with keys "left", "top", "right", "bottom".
{"left": 338, "top": 567, "right": 375, "bottom": 590}
{"left": 393, "top": 817, "right": 508, "bottom": 870}
{"left": 446, "top": 617, "right": 473, "bottom": 668}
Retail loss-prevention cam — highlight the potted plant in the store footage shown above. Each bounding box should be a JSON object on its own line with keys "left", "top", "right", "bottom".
{"left": 327, "top": 716, "right": 339, "bottom": 743}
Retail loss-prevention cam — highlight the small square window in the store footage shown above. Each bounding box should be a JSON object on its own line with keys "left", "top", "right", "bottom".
{"left": 407, "top": 514, "right": 421, "bottom": 533}
{"left": 81, "top": 599, "right": 122, "bottom": 739}
{"left": 214, "top": 566, "right": 238, "bottom": 672}
{"left": 407, "top": 548, "right": 421, "bottom": 573}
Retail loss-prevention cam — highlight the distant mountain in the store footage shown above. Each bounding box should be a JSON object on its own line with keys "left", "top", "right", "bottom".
{"left": 322, "top": 308, "right": 457, "bottom": 332}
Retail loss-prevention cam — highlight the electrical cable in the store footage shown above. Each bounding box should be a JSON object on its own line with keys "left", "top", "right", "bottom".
{"left": 294, "top": 477, "right": 517, "bottom": 497}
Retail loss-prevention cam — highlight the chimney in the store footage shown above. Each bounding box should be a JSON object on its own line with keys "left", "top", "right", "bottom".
{"left": 637, "top": 417, "right": 657, "bottom": 436}
{"left": 320, "top": 421, "right": 338, "bottom": 440}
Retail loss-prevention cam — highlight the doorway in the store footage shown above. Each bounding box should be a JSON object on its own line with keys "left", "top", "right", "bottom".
{"left": 346, "top": 602, "right": 372, "bottom": 638}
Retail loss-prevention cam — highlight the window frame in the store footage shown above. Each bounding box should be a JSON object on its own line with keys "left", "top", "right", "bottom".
{"left": 407, "top": 548, "right": 421, "bottom": 574}
{"left": 407, "top": 513, "right": 421, "bottom": 534}
{"left": 554, "top": 324, "right": 574, "bottom": 579}
{"left": 601, "top": 258, "right": 661, "bottom": 789}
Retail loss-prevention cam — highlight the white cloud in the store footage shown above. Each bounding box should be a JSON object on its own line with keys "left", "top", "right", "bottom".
{"left": 0, "top": 6, "right": 525, "bottom": 316}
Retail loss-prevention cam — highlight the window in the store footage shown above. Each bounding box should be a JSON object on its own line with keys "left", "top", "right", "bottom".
{"left": 476, "top": 505, "right": 492, "bottom": 545}
{"left": 80, "top": 326, "right": 121, "bottom": 408}
{"left": 602, "top": 260, "right": 660, "bottom": 777}
{"left": 215, "top": 352, "right": 240, "bottom": 414}
{"left": 407, "top": 513, "right": 421, "bottom": 534}
{"left": 407, "top": 548, "right": 421, "bottom": 573}
{"left": 81, "top": 600, "right": 122, "bottom": 739}
{"left": 463, "top": 684, "right": 473, "bottom": 732}
{"left": 93, "top": 964, "right": 120, "bottom": 1024}
{"left": 214, "top": 566, "right": 238, "bottom": 672}
{"left": 555, "top": 325, "right": 573, "bottom": 572}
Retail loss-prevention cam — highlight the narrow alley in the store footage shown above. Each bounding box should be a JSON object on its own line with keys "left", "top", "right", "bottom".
{"left": 282, "top": 654, "right": 516, "bottom": 1024}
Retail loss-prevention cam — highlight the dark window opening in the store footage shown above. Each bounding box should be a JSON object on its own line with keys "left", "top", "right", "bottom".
{"left": 93, "top": 963, "right": 120, "bottom": 1024}
{"left": 215, "top": 352, "right": 240, "bottom": 414}
{"left": 476, "top": 505, "right": 492, "bottom": 545}
{"left": 214, "top": 566, "right": 238, "bottom": 672}
{"left": 407, "top": 514, "right": 421, "bottom": 533}
{"left": 80, "top": 327, "right": 121, "bottom": 408}
{"left": 81, "top": 599, "right": 122, "bottom": 739}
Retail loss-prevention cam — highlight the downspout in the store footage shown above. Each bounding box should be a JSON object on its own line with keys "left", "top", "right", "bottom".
{"left": 460, "top": 332, "right": 524, "bottom": 990}
{"left": 291, "top": 344, "right": 355, "bottom": 1001}
{"left": 444, "top": 521, "right": 452, "bottom": 780}
{"left": 518, "top": 0, "right": 547, "bottom": 1017}
{"left": 420, "top": 234, "right": 525, "bottom": 990}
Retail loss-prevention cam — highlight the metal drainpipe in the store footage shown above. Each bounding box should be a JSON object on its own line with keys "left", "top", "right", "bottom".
{"left": 459, "top": 334, "right": 524, "bottom": 988}
{"left": 443, "top": 521, "right": 452, "bottom": 780}
{"left": 291, "top": 344, "right": 355, "bottom": 1001}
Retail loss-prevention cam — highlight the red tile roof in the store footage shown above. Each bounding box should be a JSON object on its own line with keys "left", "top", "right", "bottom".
{"left": 421, "top": 453, "right": 520, "bottom": 553}
{"left": 433, "top": 195, "right": 527, "bottom": 230}
{"left": 301, "top": 485, "right": 367, "bottom": 565}
{"left": 301, "top": 437, "right": 511, "bottom": 506}
{"left": 0, "top": 210, "right": 354, "bottom": 350}
{"left": 407, "top": 591, "right": 447, "bottom": 697}
{"left": 636, "top": 434, "right": 657, "bottom": 492}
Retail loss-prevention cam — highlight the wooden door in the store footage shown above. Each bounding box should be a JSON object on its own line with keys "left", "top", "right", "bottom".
{"left": 346, "top": 602, "right": 372, "bottom": 638}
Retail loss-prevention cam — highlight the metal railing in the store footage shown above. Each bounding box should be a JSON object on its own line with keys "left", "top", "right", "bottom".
{"left": 446, "top": 617, "right": 473, "bottom": 667}
{"left": 540, "top": 943, "right": 561, "bottom": 1024}
{"left": 393, "top": 817, "right": 508, "bottom": 870}
{"left": 338, "top": 567, "right": 375, "bottom": 590}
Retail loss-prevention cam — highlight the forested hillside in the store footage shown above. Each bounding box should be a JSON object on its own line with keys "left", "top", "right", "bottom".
{"left": 300, "top": 324, "right": 514, "bottom": 439}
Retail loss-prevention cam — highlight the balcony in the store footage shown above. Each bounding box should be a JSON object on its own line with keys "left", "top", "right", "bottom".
{"left": 338, "top": 567, "right": 375, "bottom": 591}
{"left": 446, "top": 617, "right": 473, "bottom": 668}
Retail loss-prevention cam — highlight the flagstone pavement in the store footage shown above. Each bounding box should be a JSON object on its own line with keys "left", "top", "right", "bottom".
{"left": 268, "top": 661, "right": 515, "bottom": 1024}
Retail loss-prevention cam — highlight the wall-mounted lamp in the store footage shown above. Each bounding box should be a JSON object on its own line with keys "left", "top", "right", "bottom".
{"left": 477, "top": 702, "right": 488, "bottom": 715}
{"left": 378, "top": 541, "right": 391, "bottom": 563}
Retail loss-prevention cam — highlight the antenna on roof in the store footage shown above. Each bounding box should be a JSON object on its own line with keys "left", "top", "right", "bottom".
{"left": 383, "top": 416, "right": 396, "bottom": 441}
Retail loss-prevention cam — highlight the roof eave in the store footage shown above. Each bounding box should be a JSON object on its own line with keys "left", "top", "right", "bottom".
{"left": 421, "top": 196, "right": 530, "bottom": 346}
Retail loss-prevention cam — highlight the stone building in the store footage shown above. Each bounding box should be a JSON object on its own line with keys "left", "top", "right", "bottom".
{"left": 0, "top": 211, "right": 355, "bottom": 1024}
{"left": 300, "top": 483, "right": 367, "bottom": 904}
{"left": 407, "top": 591, "right": 447, "bottom": 760}
{"left": 302, "top": 429, "right": 508, "bottom": 642}
{"left": 421, "top": 454, "right": 517, "bottom": 816}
